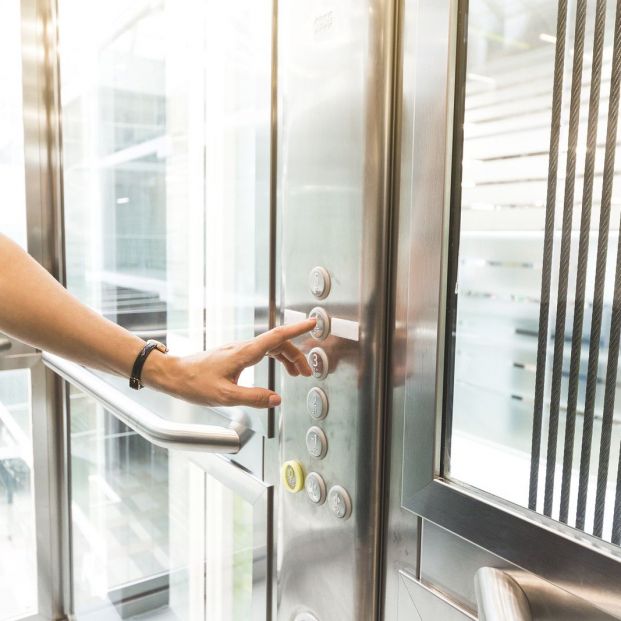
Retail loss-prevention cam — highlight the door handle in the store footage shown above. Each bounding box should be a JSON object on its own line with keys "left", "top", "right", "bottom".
{"left": 475, "top": 567, "right": 532, "bottom": 621}
{"left": 42, "top": 351, "right": 242, "bottom": 453}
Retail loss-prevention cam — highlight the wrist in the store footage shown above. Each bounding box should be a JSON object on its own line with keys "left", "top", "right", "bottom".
{"left": 141, "top": 349, "right": 179, "bottom": 394}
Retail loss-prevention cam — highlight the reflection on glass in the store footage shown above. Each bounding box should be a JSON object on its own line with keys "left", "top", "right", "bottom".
{"left": 0, "top": 370, "right": 36, "bottom": 620}
{"left": 59, "top": 0, "right": 271, "bottom": 360}
{"left": 69, "top": 386, "right": 257, "bottom": 620}
{"left": 449, "top": 1, "right": 621, "bottom": 547}
{"left": 70, "top": 388, "right": 173, "bottom": 618}
{"left": 0, "top": 0, "right": 27, "bottom": 247}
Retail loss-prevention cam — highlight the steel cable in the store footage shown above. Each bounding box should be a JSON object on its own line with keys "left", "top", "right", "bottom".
{"left": 560, "top": 0, "right": 607, "bottom": 525}
{"left": 529, "top": 0, "right": 568, "bottom": 511}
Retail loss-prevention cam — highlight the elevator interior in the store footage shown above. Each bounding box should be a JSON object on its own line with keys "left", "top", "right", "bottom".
{"left": 2, "top": 0, "right": 621, "bottom": 620}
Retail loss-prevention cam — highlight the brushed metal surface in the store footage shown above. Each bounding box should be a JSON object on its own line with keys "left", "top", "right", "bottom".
{"left": 276, "top": 0, "right": 397, "bottom": 618}
{"left": 382, "top": 0, "right": 454, "bottom": 619}
{"left": 397, "top": 570, "right": 473, "bottom": 621}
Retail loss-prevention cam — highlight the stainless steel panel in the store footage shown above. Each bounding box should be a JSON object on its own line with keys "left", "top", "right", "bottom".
{"left": 382, "top": 0, "right": 454, "bottom": 618}
{"left": 421, "top": 520, "right": 514, "bottom": 615}
{"left": 20, "top": 0, "right": 70, "bottom": 616}
{"left": 397, "top": 570, "right": 473, "bottom": 621}
{"left": 276, "top": 0, "right": 398, "bottom": 618}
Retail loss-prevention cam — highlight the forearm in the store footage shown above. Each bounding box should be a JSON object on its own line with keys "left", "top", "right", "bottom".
{"left": 0, "top": 234, "right": 145, "bottom": 377}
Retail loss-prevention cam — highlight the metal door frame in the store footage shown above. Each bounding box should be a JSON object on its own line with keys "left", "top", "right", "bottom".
{"left": 384, "top": 0, "right": 621, "bottom": 619}
{"left": 0, "top": 0, "right": 73, "bottom": 619}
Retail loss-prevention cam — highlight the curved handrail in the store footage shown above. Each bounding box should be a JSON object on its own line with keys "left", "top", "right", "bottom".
{"left": 475, "top": 567, "right": 533, "bottom": 621}
{"left": 42, "top": 352, "right": 241, "bottom": 454}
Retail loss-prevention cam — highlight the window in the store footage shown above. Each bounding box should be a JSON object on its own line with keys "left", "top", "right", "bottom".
{"left": 447, "top": 0, "right": 621, "bottom": 547}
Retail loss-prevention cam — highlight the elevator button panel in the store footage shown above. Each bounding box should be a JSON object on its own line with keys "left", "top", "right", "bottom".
{"left": 309, "top": 266, "right": 331, "bottom": 299}
{"left": 307, "top": 387, "right": 329, "bottom": 420}
{"left": 328, "top": 485, "right": 352, "bottom": 520}
{"left": 306, "top": 426, "right": 328, "bottom": 459}
{"left": 282, "top": 460, "right": 304, "bottom": 493}
{"left": 308, "top": 347, "right": 329, "bottom": 379}
{"left": 309, "top": 306, "right": 330, "bottom": 340}
{"left": 305, "top": 472, "right": 327, "bottom": 505}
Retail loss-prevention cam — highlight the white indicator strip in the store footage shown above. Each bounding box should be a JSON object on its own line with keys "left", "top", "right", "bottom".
{"left": 283, "top": 309, "right": 307, "bottom": 325}
{"left": 331, "top": 317, "right": 359, "bottom": 342}
{"left": 283, "top": 309, "right": 360, "bottom": 342}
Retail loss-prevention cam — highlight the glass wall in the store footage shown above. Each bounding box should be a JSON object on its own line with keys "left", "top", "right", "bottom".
{"left": 68, "top": 385, "right": 260, "bottom": 620}
{"left": 0, "top": 370, "right": 36, "bottom": 620}
{"left": 59, "top": 0, "right": 272, "bottom": 355}
{"left": 447, "top": 0, "right": 621, "bottom": 547}
{"left": 0, "top": 0, "right": 27, "bottom": 249}
{"left": 0, "top": 2, "right": 38, "bottom": 619}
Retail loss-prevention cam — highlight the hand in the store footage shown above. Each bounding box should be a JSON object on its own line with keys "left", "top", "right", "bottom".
{"left": 143, "top": 319, "right": 316, "bottom": 408}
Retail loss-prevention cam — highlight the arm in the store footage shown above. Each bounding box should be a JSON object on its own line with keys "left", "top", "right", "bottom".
{"left": 0, "top": 234, "right": 314, "bottom": 407}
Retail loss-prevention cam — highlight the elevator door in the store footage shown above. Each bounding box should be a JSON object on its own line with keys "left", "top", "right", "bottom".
{"left": 385, "top": 1, "right": 621, "bottom": 619}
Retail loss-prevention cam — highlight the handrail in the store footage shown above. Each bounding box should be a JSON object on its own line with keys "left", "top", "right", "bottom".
{"left": 42, "top": 352, "right": 241, "bottom": 454}
{"left": 475, "top": 568, "right": 532, "bottom": 621}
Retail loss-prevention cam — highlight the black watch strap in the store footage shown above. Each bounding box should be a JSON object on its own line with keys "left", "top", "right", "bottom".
{"left": 130, "top": 339, "right": 168, "bottom": 390}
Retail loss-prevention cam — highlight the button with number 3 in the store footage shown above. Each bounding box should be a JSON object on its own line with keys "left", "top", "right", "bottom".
{"left": 308, "top": 347, "right": 329, "bottom": 380}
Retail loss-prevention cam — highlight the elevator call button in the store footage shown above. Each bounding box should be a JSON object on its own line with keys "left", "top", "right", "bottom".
{"left": 328, "top": 485, "right": 352, "bottom": 520}
{"left": 308, "top": 347, "right": 329, "bottom": 379}
{"left": 282, "top": 460, "right": 304, "bottom": 493}
{"left": 305, "top": 472, "right": 327, "bottom": 505}
{"left": 309, "top": 266, "right": 331, "bottom": 299}
{"left": 306, "top": 387, "right": 328, "bottom": 420}
{"left": 309, "top": 306, "right": 330, "bottom": 340}
{"left": 306, "top": 426, "right": 328, "bottom": 459}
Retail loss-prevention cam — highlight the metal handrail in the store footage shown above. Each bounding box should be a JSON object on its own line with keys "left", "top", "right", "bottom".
{"left": 42, "top": 352, "right": 241, "bottom": 453}
{"left": 475, "top": 568, "right": 532, "bottom": 621}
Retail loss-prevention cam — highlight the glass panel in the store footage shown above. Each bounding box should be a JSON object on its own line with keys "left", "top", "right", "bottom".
{"left": 68, "top": 385, "right": 260, "bottom": 620}
{"left": 447, "top": 0, "right": 621, "bottom": 547}
{"left": 0, "top": 369, "right": 37, "bottom": 620}
{"left": 0, "top": 0, "right": 27, "bottom": 248}
{"left": 58, "top": 0, "right": 271, "bottom": 356}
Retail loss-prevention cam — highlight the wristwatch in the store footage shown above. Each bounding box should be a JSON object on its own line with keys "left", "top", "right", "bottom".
{"left": 129, "top": 339, "right": 169, "bottom": 390}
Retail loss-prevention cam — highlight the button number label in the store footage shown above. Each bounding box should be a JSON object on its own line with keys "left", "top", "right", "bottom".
{"left": 307, "top": 387, "right": 328, "bottom": 420}
{"left": 305, "top": 426, "right": 328, "bottom": 459}
{"left": 308, "top": 347, "right": 329, "bottom": 379}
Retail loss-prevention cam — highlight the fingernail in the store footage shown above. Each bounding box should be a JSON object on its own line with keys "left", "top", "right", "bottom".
{"left": 269, "top": 394, "right": 281, "bottom": 407}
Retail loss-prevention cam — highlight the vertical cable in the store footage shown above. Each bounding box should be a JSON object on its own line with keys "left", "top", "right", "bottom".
{"left": 529, "top": 0, "right": 568, "bottom": 511}
{"left": 543, "top": 0, "right": 587, "bottom": 518}
{"left": 594, "top": 227, "right": 621, "bottom": 537}
{"left": 560, "top": 0, "right": 607, "bottom": 524}
{"left": 576, "top": 0, "right": 621, "bottom": 530}
{"left": 612, "top": 442, "right": 621, "bottom": 544}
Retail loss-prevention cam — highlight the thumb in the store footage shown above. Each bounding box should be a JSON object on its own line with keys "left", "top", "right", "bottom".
{"left": 227, "top": 385, "right": 282, "bottom": 408}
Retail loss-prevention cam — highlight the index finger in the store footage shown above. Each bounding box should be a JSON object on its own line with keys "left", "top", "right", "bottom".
{"left": 250, "top": 319, "right": 316, "bottom": 356}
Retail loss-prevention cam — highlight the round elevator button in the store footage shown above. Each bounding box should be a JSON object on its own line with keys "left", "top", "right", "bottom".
{"left": 305, "top": 472, "right": 327, "bottom": 505}
{"left": 306, "top": 387, "right": 329, "bottom": 420}
{"left": 308, "top": 306, "right": 330, "bottom": 341}
{"left": 305, "top": 426, "right": 328, "bottom": 459}
{"left": 308, "top": 347, "right": 329, "bottom": 379}
{"left": 281, "top": 460, "right": 304, "bottom": 493}
{"left": 309, "top": 307, "right": 330, "bottom": 341}
{"left": 328, "top": 485, "right": 352, "bottom": 520}
{"left": 309, "top": 266, "right": 331, "bottom": 299}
